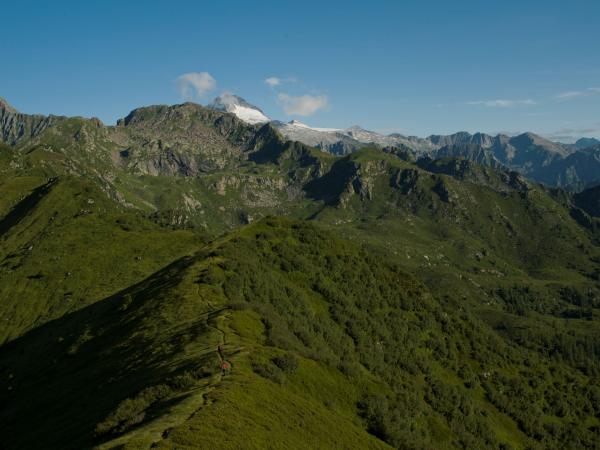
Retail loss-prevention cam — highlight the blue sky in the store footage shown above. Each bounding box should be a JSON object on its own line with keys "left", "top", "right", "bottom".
{"left": 1, "top": 0, "right": 599, "bottom": 141}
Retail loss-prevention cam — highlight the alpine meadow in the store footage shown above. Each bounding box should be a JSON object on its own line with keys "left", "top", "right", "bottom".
{"left": 1, "top": 2, "right": 600, "bottom": 449}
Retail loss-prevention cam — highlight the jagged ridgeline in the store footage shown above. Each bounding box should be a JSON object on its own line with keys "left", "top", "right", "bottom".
{"left": 1, "top": 99, "right": 600, "bottom": 450}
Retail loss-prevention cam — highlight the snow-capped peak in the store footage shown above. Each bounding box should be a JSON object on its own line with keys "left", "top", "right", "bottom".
{"left": 287, "top": 119, "right": 341, "bottom": 133}
{"left": 289, "top": 119, "right": 310, "bottom": 128}
{"left": 208, "top": 93, "right": 270, "bottom": 125}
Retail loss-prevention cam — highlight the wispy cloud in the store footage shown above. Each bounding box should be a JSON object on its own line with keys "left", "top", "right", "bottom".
{"left": 265, "top": 77, "right": 281, "bottom": 87}
{"left": 544, "top": 124, "right": 600, "bottom": 143}
{"left": 555, "top": 87, "right": 600, "bottom": 100}
{"left": 217, "top": 91, "right": 240, "bottom": 107}
{"left": 277, "top": 93, "right": 328, "bottom": 116}
{"left": 176, "top": 72, "right": 216, "bottom": 99}
{"left": 265, "top": 76, "right": 297, "bottom": 88}
{"left": 467, "top": 99, "right": 536, "bottom": 108}
{"left": 555, "top": 91, "right": 585, "bottom": 100}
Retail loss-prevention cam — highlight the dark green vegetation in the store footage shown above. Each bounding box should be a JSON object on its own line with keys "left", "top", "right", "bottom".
{"left": 1, "top": 99, "right": 600, "bottom": 449}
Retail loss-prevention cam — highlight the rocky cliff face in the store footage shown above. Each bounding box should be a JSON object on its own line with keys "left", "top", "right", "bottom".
{"left": 0, "top": 97, "right": 64, "bottom": 145}
{"left": 431, "top": 144, "right": 503, "bottom": 169}
{"left": 536, "top": 145, "right": 600, "bottom": 189}
{"left": 113, "top": 102, "right": 258, "bottom": 174}
{"left": 429, "top": 131, "right": 492, "bottom": 148}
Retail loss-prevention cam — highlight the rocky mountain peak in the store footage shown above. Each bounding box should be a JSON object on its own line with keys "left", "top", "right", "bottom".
{"left": 573, "top": 137, "right": 600, "bottom": 150}
{"left": 0, "top": 96, "right": 65, "bottom": 145}
{"left": 0, "top": 97, "right": 17, "bottom": 113}
{"left": 509, "top": 132, "right": 569, "bottom": 155}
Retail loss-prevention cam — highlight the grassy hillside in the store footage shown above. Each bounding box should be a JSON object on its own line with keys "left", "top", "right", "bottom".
{"left": 0, "top": 174, "right": 206, "bottom": 343}
{"left": 2, "top": 218, "right": 599, "bottom": 450}
{"left": 0, "top": 219, "right": 393, "bottom": 449}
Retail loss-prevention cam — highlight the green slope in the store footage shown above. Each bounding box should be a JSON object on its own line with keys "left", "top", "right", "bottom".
{"left": 0, "top": 175, "right": 206, "bottom": 343}
{"left": 0, "top": 219, "right": 393, "bottom": 450}
{"left": 2, "top": 218, "right": 598, "bottom": 450}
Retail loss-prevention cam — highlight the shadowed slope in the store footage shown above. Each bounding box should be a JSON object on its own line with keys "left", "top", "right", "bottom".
{"left": 0, "top": 175, "right": 205, "bottom": 343}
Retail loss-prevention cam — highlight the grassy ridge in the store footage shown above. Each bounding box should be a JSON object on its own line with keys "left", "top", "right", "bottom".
{"left": 1, "top": 217, "right": 599, "bottom": 449}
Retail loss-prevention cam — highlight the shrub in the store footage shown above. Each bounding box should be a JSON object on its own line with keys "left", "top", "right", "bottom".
{"left": 95, "top": 384, "right": 172, "bottom": 436}
{"left": 229, "top": 302, "right": 249, "bottom": 311}
{"left": 252, "top": 362, "right": 284, "bottom": 384}
{"left": 357, "top": 395, "right": 389, "bottom": 440}
{"left": 272, "top": 353, "right": 299, "bottom": 373}
{"left": 119, "top": 294, "right": 134, "bottom": 311}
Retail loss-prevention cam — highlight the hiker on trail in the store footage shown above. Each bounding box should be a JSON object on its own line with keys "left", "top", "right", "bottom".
{"left": 221, "top": 360, "right": 231, "bottom": 374}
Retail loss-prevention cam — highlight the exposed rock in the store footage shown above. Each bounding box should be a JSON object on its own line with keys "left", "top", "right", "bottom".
{"left": 0, "top": 97, "right": 65, "bottom": 145}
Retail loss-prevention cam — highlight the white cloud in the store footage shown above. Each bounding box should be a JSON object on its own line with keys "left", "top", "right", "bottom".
{"left": 177, "top": 72, "right": 216, "bottom": 99}
{"left": 265, "top": 76, "right": 297, "bottom": 88}
{"left": 277, "top": 93, "right": 329, "bottom": 116}
{"left": 555, "top": 87, "right": 600, "bottom": 100}
{"left": 555, "top": 91, "right": 585, "bottom": 100}
{"left": 467, "top": 99, "right": 536, "bottom": 108}
{"left": 217, "top": 91, "right": 239, "bottom": 107}
{"left": 265, "top": 77, "right": 281, "bottom": 87}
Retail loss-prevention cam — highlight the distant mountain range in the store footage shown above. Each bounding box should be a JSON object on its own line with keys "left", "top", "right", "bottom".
{"left": 204, "top": 94, "right": 600, "bottom": 190}
{"left": 2, "top": 94, "right": 598, "bottom": 191}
